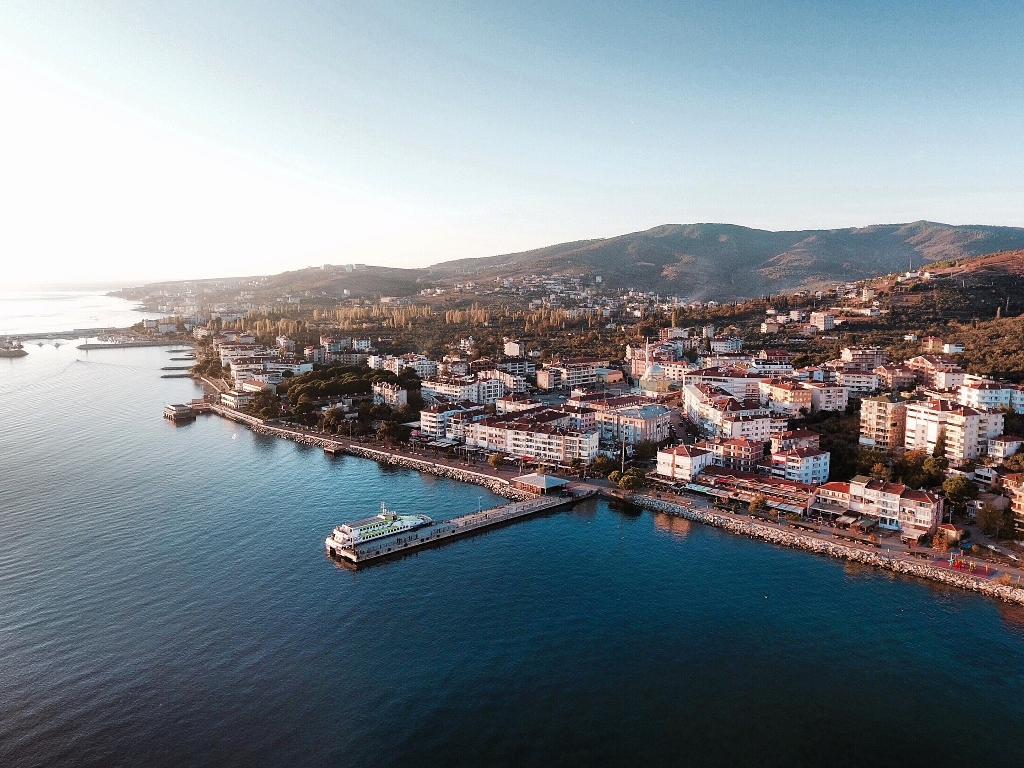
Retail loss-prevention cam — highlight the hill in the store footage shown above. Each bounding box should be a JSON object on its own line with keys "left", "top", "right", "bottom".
{"left": 427, "top": 221, "right": 1024, "bottom": 300}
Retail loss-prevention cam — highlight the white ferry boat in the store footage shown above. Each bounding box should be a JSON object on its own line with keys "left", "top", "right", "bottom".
{"left": 325, "top": 503, "right": 432, "bottom": 552}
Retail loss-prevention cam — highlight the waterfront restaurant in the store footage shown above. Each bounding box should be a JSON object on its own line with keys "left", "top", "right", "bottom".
{"left": 511, "top": 473, "right": 570, "bottom": 495}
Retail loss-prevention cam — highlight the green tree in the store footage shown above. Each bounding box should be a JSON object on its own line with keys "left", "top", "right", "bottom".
{"left": 932, "top": 427, "right": 947, "bottom": 459}
{"left": 487, "top": 452, "right": 506, "bottom": 468}
{"left": 748, "top": 493, "right": 768, "bottom": 513}
{"left": 942, "top": 475, "right": 978, "bottom": 514}
{"left": 632, "top": 440, "right": 658, "bottom": 462}
{"left": 247, "top": 389, "right": 280, "bottom": 420}
{"left": 976, "top": 502, "right": 1004, "bottom": 537}
{"left": 618, "top": 473, "right": 643, "bottom": 491}
{"left": 590, "top": 455, "right": 615, "bottom": 476}
{"left": 922, "top": 455, "right": 949, "bottom": 486}
{"left": 608, "top": 470, "right": 622, "bottom": 484}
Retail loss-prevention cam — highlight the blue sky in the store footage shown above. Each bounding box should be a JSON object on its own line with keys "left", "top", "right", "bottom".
{"left": 2, "top": 1, "right": 1022, "bottom": 283}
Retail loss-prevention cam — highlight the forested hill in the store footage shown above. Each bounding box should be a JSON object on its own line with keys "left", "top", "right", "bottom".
{"left": 427, "top": 221, "right": 1024, "bottom": 300}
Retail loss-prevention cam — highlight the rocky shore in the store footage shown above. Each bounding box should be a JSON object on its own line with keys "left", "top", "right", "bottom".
{"left": 630, "top": 495, "right": 1024, "bottom": 605}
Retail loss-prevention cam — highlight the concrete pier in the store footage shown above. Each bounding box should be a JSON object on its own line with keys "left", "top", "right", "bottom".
{"left": 326, "top": 492, "right": 593, "bottom": 565}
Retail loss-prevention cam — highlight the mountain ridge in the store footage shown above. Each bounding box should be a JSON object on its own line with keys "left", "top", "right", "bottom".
{"left": 424, "top": 221, "right": 1024, "bottom": 299}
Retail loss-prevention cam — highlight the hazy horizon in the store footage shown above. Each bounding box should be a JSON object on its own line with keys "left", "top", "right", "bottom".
{"left": 2, "top": 1, "right": 1023, "bottom": 285}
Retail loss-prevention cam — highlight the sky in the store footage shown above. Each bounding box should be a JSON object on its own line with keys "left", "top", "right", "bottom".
{"left": 1, "top": 0, "right": 1023, "bottom": 285}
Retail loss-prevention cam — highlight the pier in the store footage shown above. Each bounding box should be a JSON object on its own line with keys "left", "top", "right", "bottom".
{"left": 326, "top": 491, "right": 593, "bottom": 565}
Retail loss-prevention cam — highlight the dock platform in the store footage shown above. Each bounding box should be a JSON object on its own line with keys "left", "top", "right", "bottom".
{"left": 326, "top": 491, "right": 593, "bottom": 565}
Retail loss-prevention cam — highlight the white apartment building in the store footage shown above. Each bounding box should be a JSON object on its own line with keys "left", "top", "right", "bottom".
{"left": 419, "top": 400, "right": 479, "bottom": 438}
{"left": 596, "top": 404, "right": 672, "bottom": 444}
{"left": 759, "top": 379, "right": 812, "bottom": 417}
{"left": 372, "top": 381, "right": 408, "bottom": 408}
{"left": 462, "top": 416, "right": 599, "bottom": 464}
{"left": 836, "top": 369, "right": 879, "bottom": 395}
{"left": 804, "top": 382, "right": 849, "bottom": 413}
{"left": 840, "top": 346, "right": 886, "bottom": 370}
{"left": 957, "top": 380, "right": 1014, "bottom": 411}
{"left": 904, "top": 399, "right": 1004, "bottom": 466}
{"left": 682, "top": 367, "right": 766, "bottom": 401}
{"left": 810, "top": 311, "right": 835, "bottom": 331}
{"left": 656, "top": 444, "right": 714, "bottom": 482}
{"left": 770, "top": 447, "right": 830, "bottom": 485}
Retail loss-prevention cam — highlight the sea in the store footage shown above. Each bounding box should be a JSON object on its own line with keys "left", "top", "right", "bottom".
{"left": 2, "top": 292, "right": 1024, "bottom": 767}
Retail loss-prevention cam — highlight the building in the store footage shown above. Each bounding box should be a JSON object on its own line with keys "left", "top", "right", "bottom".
{"left": 503, "top": 340, "right": 525, "bottom": 357}
{"left": 462, "top": 410, "right": 599, "bottom": 464}
{"left": 421, "top": 374, "right": 509, "bottom": 405}
{"left": 656, "top": 444, "right": 714, "bottom": 482}
{"left": 596, "top": 404, "right": 672, "bottom": 444}
{"left": 957, "top": 380, "right": 1014, "bottom": 411}
{"left": 710, "top": 335, "right": 743, "bottom": 353}
{"left": 275, "top": 335, "right": 296, "bottom": 353}
{"left": 759, "top": 379, "right": 812, "bottom": 417}
{"left": 813, "top": 478, "right": 942, "bottom": 539}
{"left": 989, "top": 435, "right": 1024, "bottom": 460}
{"left": 384, "top": 354, "right": 438, "bottom": 379}
{"left": 859, "top": 395, "right": 907, "bottom": 450}
{"left": 904, "top": 399, "right": 1004, "bottom": 466}
{"left": 942, "top": 343, "right": 965, "bottom": 354}
{"left": 809, "top": 311, "right": 835, "bottom": 331}
{"left": 804, "top": 381, "right": 849, "bottom": 413}
{"left": 769, "top": 447, "right": 830, "bottom": 485}
{"left": 836, "top": 369, "right": 879, "bottom": 395}
{"left": 875, "top": 364, "right": 917, "bottom": 391}
{"left": 906, "top": 355, "right": 965, "bottom": 389}
{"left": 706, "top": 437, "right": 765, "bottom": 474}
{"left": 220, "top": 390, "right": 253, "bottom": 410}
{"left": 419, "top": 400, "right": 480, "bottom": 439}
{"left": 841, "top": 346, "right": 886, "bottom": 371}
{"left": 372, "top": 381, "right": 408, "bottom": 408}
{"left": 771, "top": 429, "right": 820, "bottom": 454}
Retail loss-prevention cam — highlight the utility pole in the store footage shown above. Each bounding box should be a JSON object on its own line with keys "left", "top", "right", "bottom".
{"left": 621, "top": 433, "right": 627, "bottom": 475}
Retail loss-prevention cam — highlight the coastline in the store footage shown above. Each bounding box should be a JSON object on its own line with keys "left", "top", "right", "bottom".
{"left": 201, "top": 401, "right": 1024, "bottom": 605}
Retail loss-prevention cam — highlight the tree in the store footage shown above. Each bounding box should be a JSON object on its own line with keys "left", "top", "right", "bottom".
{"left": 976, "top": 502, "right": 1004, "bottom": 537}
{"left": 748, "top": 493, "right": 768, "bottom": 513}
{"left": 590, "top": 454, "right": 615, "bottom": 476}
{"left": 932, "top": 427, "right": 947, "bottom": 459}
{"left": 942, "top": 475, "right": 978, "bottom": 514}
{"left": 618, "top": 473, "right": 643, "bottom": 491}
{"left": 870, "top": 462, "right": 892, "bottom": 481}
{"left": 487, "top": 452, "right": 506, "bottom": 468}
{"left": 922, "top": 455, "right": 949, "bottom": 486}
{"left": 247, "top": 389, "right": 280, "bottom": 420}
{"left": 608, "top": 471, "right": 622, "bottom": 484}
{"left": 632, "top": 440, "right": 658, "bottom": 462}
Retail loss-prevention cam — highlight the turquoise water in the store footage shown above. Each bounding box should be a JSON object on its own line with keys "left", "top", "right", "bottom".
{"left": 2, "top": 343, "right": 1024, "bottom": 767}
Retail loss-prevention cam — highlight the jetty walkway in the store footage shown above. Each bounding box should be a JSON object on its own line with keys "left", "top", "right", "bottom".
{"left": 326, "top": 491, "right": 593, "bottom": 565}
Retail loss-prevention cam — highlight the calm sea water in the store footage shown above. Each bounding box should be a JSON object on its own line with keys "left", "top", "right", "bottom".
{"left": 0, "top": 288, "right": 161, "bottom": 335}
{"left": 3, "top": 343, "right": 1024, "bottom": 767}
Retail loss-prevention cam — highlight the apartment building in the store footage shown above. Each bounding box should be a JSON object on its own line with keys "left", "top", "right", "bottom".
{"left": 957, "top": 380, "right": 1015, "bottom": 411}
{"left": 906, "top": 355, "right": 965, "bottom": 389}
{"left": 769, "top": 447, "right": 830, "bottom": 485}
{"left": 372, "top": 381, "right": 408, "bottom": 408}
{"left": 462, "top": 411, "right": 600, "bottom": 463}
{"left": 840, "top": 346, "right": 886, "bottom": 370}
{"left": 904, "top": 399, "right": 1004, "bottom": 466}
{"left": 810, "top": 311, "right": 835, "bottom": 331}
{"left": 804, "top": 381, "right": 849, "bottom": 413}
{"left": 875, "top": 364, "right": 917, "bottom": 390}
{"left": 706, "top": 437, "right": 765, "bottom": 474}
{"left": 759, "top": 379, "right": 812, "bottom": 417}
{"left": 656, "top": 444, "right": 714, "bottom": 482}
{"left": 835, "top": 369, "right": 879, "bottom": 395}
{"left": 596, "top": 404, "right": 672, "bottom": 444}
{"left": 859, "top": 394, "right": 907, "bottom": 450}
{"left": 419, "top": 400, "right": 481, "bottom": 438}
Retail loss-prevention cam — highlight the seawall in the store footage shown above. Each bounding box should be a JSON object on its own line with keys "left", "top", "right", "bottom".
{"left": 628, "top": 495, "right": 1024, "bottom": 605}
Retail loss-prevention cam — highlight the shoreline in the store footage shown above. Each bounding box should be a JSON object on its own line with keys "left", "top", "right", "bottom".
{"left": 199, "top": 400, "right": 1024, "bottom": 605}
